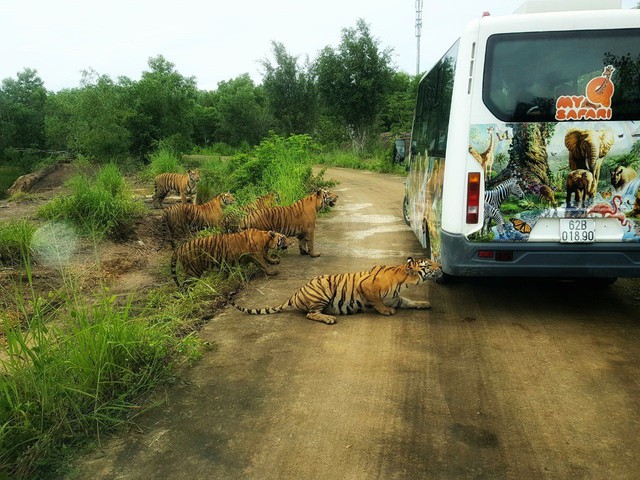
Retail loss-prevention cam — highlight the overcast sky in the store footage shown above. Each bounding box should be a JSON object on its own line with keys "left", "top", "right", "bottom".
{"left": 0, "top": 0, "right": 637, "bottom": 92}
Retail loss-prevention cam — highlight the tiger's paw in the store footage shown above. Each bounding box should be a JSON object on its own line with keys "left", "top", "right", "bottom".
{"left": 309, "top": 252, "right": 321, "bottom": 258}
{"left": 415, "top": 301, "right": 432, "bottom": 309}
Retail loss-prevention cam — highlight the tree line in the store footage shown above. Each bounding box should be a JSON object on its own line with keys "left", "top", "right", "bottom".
{"left": 0, "top": 19, "right": 420, "bottom": 173}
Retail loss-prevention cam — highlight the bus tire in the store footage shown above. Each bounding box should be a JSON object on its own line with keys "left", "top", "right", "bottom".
{"left": 402, "top": 195, "right": 411, "bottom": 226}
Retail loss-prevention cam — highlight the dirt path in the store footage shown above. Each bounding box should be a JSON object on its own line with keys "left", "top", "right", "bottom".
{"left": 71, "top": 167, "right": 640, "bottom": 480}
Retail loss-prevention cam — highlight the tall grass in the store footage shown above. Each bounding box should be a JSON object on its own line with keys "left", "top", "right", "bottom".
{"left": 37, "top": 163, "right": 144, "bottom": 240}
{"left": 0, "top": 220, "right": 36, "bottom": 266}
{"left": 0, "top": 291, "right": 181, "bottom": 479}
{"left": 0, "top": 166, "right": 22, "bottom": 199}
{"left": 318, "top": 147, "right": 406, "bottom": 174}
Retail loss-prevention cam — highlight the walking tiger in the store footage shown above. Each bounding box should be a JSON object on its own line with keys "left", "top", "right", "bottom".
{"left": 153, "top": 170, "right": 200, "bottom": 208}
{"left": 239, "top": 189, "right": 338, "bottom": 257}
{"left": 161, "top": 192, "right": 236, "bottom": 248}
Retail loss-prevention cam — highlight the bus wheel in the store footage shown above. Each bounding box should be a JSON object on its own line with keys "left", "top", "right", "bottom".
{"left": 402, "top": 196, "right": 411, "bottom": 226}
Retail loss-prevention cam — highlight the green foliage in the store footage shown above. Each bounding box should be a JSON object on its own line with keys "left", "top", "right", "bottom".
{"left": 318, "top": 147, "right": 405, "bottom": 175}
{"left": 0, "top": 165, "right": 22, "bottom": 198}
{"left": 261, "top": 41, "right": 317, "bottom": 135}
{"left": 0, "top": 292, "right": 179, "bottom": 479}
{"left": 315, "top": 19, "right": 395, "bottom": 151}
{"left": 214, "top": 74, "right": 272, "bottom": 146}
{"left": 142, "top": 148, "right": 184, "bottom": 181}
{"left": 38, "top": 164, "right": 144, "bottom": 240}
{"left": 0, "top": 219, "right": 36, "bottom": 266}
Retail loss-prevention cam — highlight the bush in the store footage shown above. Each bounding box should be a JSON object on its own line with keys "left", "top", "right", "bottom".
{"left": 38, "top": 163, "right": 144, "bottom": 240}
{"left": 0, "top": 293, "right": 178, "bottom": 479}
{"left": 0, "top": 220, "right": 36, "bottom": 266}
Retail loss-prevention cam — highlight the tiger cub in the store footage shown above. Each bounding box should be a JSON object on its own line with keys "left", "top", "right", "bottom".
{"left": 162, "top": 192, "right": 235, "bottom": 248}
{"left": 153, "top": 170, "right": 200, "bottom": 208}
{"left": 230, "top": 257, "right": 442, "bottom": 324}
{"left": 221, "top": 192, "right": 280, "bottom": 233}
{"left": 171, "top": 229, "right": 289, "bottom": 288}
{"left": 239, "top": 189, "right": 338, "bottom": 257}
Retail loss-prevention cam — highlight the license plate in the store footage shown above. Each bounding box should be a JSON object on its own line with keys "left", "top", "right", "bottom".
{"left": 560, "top": 219, "right": 595, "bottom": 243}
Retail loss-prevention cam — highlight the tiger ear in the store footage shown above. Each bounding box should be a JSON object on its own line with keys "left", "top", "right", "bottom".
{"left": 269, "top": 230, "right": 276, "bottom": 238}
{"left": 406, "top": 256, "right": 414, "bottom": 264}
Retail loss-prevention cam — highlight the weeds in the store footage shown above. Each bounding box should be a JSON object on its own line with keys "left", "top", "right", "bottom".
{"left": 37, "top": 163, "right": 144, "bottom": 240}
{"left": 0, "top": 220, "right": 36, "bottom": 266}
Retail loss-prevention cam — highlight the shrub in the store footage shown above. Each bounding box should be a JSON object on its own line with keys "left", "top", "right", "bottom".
{"left": 0, "top": 220, "right": 36, "bottom": 266}
{"left": 38, "top": 163, "right": 144, "bottom": 240}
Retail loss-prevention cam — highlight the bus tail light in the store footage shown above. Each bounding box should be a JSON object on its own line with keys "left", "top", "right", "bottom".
{"left": 466, "top": 172, "right": 481, "bottom": 224}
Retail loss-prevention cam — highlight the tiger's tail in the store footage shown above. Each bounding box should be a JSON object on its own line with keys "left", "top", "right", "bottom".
{"left": 171, "top": 248, "right": 181, "bottom": 288}
{"left": 229, "top": 297, "right": 292, "bottom": 315}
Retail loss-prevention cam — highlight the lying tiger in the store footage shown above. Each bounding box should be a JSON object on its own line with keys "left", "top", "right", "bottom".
{"left": 153, "top": 170, "right": 200, "bottom": 208}
{"left": 239, "top": 189, "right": 338, "bottom": 257}
{"left": 221, "top": 192, "right": 280, "bottom": 233}
{"left": 161, "top": 192, "right": 235, "bottom": 249}
{"left": 171, "top": 229, "right": 289, "bottom": 288}
{"left": 230, "top": 257, "right": 442, "bottom": 324}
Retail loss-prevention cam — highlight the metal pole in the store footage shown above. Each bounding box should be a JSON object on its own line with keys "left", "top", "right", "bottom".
{"left": 415, "top": 0, "right": 423, "bottom": 75}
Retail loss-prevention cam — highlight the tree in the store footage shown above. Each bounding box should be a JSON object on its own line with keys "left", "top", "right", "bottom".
{"left": 261, "top": 42, "right": 317, "bottom": 135}
{"left": 0, "top": 68, "right": 48, "bottom": 166}
{"left": 315, "top": 19, "right": 394, "bottom": 151}
{"left": 379, "top": 71, "right": 420, "bottom": 134}
{"left": 126, "top": 55, "right": 198, "bottom": 157}
{"left": 214, "top": 74, "right": 272, "bottom": 146}
{"left": 45, "top": 70, "right": 131, "bottom": 161}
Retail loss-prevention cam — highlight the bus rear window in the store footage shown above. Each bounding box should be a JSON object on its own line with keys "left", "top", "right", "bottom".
{"left": 482, "top": 28, "right": 640, "bottom": 122}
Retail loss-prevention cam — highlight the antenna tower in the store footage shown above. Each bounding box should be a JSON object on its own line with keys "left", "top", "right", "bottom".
{"left": 415, "top": 0, "right": 423, "bottom": 75}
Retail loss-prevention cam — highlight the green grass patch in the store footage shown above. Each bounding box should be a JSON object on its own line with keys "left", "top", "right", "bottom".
{"left": 0, "top": 166, "right": 22, "bottom": 199}
{"left": 0, "top": 220, "right": 37, "bottom": 266}
{"left": 318, "top": 148, "right": 405, "bottom": 175}
{"left": 37, "top": 163, "right": 144, "bottom": 240}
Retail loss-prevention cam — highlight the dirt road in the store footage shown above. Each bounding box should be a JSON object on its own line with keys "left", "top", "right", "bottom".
{"left": 74, "top": 167, "right": 640, "bottom": 480}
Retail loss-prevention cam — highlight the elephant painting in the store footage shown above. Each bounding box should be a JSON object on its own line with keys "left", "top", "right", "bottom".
{"left": 564, "top": 128, "right": 614, "bottom": 195}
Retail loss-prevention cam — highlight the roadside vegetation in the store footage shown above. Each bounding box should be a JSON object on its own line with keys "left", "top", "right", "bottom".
{"left": 0, "top": 17, "right": 412, "bottom": 479}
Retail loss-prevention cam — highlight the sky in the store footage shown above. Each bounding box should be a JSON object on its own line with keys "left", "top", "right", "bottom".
{"left": 0, "top": 0, "right": 637, "bottom": 92}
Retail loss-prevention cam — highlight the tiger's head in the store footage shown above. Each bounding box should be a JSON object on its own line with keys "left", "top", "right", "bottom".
{"left": 188, "top": 169, "right": 201, "bottom": 184}
{"left": 267, "top": 230, "right": 290, "bottom": 251}
{"left": 319, "top": 189, "right": 338, "bottom": 208}
{"left": 220, "top": 192, "right": 236, "bottom": 205}
{"left": 405, "top": 257, "right": 442, "bottom": 284}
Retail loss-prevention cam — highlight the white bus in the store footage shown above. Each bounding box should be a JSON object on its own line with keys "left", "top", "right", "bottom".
{"left": 403, "top": 0, "right": 640, "bottom": 280}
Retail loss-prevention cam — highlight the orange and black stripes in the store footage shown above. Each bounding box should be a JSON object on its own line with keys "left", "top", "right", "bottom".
{"left": 171, "top": 229, "right": 288, "bottom": 287}
{"left": 153, "top": 170, "right": 200, "bottom": 208}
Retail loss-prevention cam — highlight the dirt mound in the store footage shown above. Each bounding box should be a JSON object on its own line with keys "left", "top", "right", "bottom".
{"left": 7, "top": 162, "right": 79, "bottom": 195}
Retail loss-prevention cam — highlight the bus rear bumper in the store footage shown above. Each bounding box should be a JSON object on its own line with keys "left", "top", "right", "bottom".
{"left": 440, "top": 231, "right": 640, "bottom": 278}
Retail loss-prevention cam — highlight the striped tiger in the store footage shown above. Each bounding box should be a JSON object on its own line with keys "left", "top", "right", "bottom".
{"left": 238, "top": 189, "right": 338, "bottom": 257}
{"left": 161, "top": 192, "right": 236, "bottom": 249}
{"left": 221, "top": 192, "right": 280, "bottom": 233}
{"left": 230, "top": 257, "right": 442, "bottom": 325}
{"left": 171, "top": 229, "right": 289, "bottom": 288}
{"left": 152, "top": 170, "right": 200, "bottom": 208}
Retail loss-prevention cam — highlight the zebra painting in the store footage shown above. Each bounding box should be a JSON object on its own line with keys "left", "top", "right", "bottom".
{"left": 483, "top": 176, "right": 525, "bottom": 236}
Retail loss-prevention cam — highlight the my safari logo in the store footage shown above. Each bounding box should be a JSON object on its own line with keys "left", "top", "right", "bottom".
{"left": 555, "top": 66, "right": 615, "bottom": 121}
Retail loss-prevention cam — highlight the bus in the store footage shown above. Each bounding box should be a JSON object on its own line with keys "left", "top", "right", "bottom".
{"left": 403, "top": 0, "right": 640, "bottom": 280}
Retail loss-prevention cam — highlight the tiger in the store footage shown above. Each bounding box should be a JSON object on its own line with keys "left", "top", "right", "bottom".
{"left": 221, "top": 191, "right": 280, "bottom": 233}
{"left": 161, "top": 192, "right": 236, "bottom": 249}
{"left": 238, "top": 189, "right": 338, "bottom": 257}
{"left": 171, "top": 229, "right": 290, "bottom": 288}
{"left": 152, "top": 170, "right": 200, "bottom": 208}
{"left": 230, "top": 257, "right": 442, "bottom": 325}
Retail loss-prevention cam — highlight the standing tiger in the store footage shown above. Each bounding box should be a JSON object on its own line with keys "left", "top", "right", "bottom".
{"left": 221, "top": 192, "right": 280, "bottom": 233}
{"left": 161, "top": 192, "right": 236, "bottom": 248}
{"left": 152, "top": 170, "right": 200, "bottom": 208}
{"left": 230, "top": 257, "right": 442, "bottom": 325}
{"left": 171, "top": 229, "right": 289, "bottom": 288}
{"left": 239, "top": 189, "right": 338, "bottom": 257}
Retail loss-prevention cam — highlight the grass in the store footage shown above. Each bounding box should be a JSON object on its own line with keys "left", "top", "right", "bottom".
{"left": 0, "top": 252, "right": 251, "bottom": 479}
{"left": 0, "top": 220, "right": 37, "bottom": 266}
{"left": 37, "top": 163, "right": 144, "bottom": 241}
{"left": 0, "top": 166, "right": 22, "bottom": 199}
{"left": 318, "top": 147, "right": 406, "bottom": 175}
